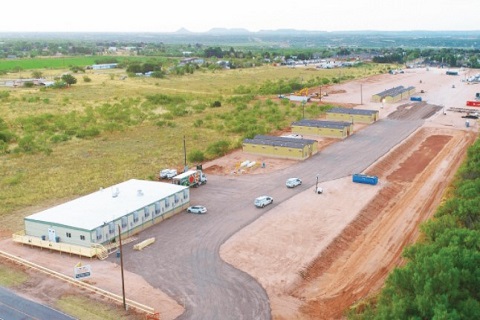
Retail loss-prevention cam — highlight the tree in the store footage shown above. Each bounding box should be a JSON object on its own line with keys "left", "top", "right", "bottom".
{"left": 31, "top": 71, "right": 43, "bottom": 78}
{"left": 374, "top": 228, "right": 480, "bottom": 320}
{"left": 61, "top": 74, "right": 77, "bottom": 86}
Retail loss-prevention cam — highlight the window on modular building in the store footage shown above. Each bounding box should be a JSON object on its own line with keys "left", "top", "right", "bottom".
{"left": 121, "top": 216, "right": 128, "bottom": 228}
{"left": 80, "top": 235, "right": 85, "bottom": 240}
{"left": 96, "top": 228, "right": 102, "bottom": 240}
{"left": 183, "top": 190, "right": 188, "bottom": 200}
{"left": 66, "top": 232, "right": 72, "bottom": 238}
{"left": 144, "top": 207, "right": 150, "bottom": 218}
{"left": 133, "top": 211, "right": 139, "bottom": 223}
{"left": 174, "top": 194, "right": 179, "bottom": 204}
{"left": 155, "top": 202, "right": 161, "bottom": 215}
{"left": 165, "top": 198, "right": 170, "bottom": 208}
{"left": 109, "top": 222, "right": 115, "bottom": 234}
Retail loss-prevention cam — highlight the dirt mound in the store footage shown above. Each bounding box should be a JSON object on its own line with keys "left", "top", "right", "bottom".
{"left": 202, "top": 164, "right": 225, "bottom": 175}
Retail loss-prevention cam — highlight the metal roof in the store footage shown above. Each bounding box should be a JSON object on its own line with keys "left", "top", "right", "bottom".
{"left": 375, "top": 85, "right": 416, "bottom": 98}
{"left": 328, "top": 107, "right": 379, "bottom": 115}
{"left": 243, "top": 135, "right": 316, "bottom": 149}
{"left": 255, "top": 134, "right": 317, "bottom": 144}
{"left": 292, "top": 119, "right": 352, "bottom": 129}
{"left": 25, "top": 179, "right": 188, "bottom": 231}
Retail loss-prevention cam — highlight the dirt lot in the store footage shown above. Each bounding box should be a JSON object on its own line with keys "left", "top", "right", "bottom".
{"left": 1, "top": 67, "right": 479, "bottom": 319}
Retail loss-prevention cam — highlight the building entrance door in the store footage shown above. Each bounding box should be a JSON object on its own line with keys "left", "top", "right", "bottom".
{"left": 48, "top": 228, "right": 56, "bottom": 242}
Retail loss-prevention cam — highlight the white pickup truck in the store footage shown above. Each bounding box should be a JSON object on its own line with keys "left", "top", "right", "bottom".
{"left": 159, "top": 169, "right": 177, "bottom": 179}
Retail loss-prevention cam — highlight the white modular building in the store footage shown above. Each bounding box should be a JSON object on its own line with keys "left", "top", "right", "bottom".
{"left": 20, "top": 179, "right": 189, "bottom": 250}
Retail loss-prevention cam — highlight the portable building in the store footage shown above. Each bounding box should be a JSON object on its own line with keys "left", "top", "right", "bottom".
{"left": 243, "top": 135, "right": 318, "bottom": 160}
{"left": 371, "top": 86, "right": 416, "bottom": 103}
{"left": 16, "top": 179, "right": 189, "bottom": 254}
{"left": 91, "top": 63, "right": 118, "bottom": 70}
{"left": 326, "top": 107, "right": 379, "bottom": 124}
{"left": 291, "top": 119, "right": 353, "bottom": 138}
{"left": 289, "top": 95, "right": 310, "bottom": 102}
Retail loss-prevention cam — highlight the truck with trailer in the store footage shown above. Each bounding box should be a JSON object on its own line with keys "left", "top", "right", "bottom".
{"left": 172, "top": 170, "right": 207, "bottom": 187}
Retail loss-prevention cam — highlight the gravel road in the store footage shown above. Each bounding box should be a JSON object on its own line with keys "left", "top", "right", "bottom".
{"left": 115, "top": 104, "right": 440, "bottom": 319}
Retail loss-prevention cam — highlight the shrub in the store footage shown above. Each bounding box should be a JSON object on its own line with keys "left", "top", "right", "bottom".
{"left": 52, "top": 81, "right": 68, "bottom": 89}
{"left": 210, "top": 100, "right": 222, "bottom": 108}
{"left": 83, "top": 76, "right": 92, "bottom": 83}
{"left": 76, "top": 127, "right": 100, "bottom": 139}
{"left": 50, "top": 133, "right": 71, "bottom": 143}
{"left": 0, "top": 130, "right": 15, "bottom": 143}
{"left": 0, "top": 91, "right": 10, "bottom": 100}
{"left": 188, "top": 150, "right": 205, "bottom": 163}
{"left": 16, "top": 135, "right": 38, "bottom": 153}
{"left": 206, "top": 140, "right": 230, "bottom": 157}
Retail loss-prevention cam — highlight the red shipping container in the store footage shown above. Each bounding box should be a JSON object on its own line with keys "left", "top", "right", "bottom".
{"left": 466, "top": 101, "right": 480, "bottom": 107}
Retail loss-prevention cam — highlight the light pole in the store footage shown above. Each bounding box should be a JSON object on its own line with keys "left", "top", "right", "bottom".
{"left": 302, "top": 101, "right": 306, "bottom": 119}
{"left": 316, "top": 174, "right": 319, "bottom": 191}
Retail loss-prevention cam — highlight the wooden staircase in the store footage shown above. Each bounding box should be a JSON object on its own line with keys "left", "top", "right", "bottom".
{"left": 91, "top": 243, "right": 108, "bottom": 260}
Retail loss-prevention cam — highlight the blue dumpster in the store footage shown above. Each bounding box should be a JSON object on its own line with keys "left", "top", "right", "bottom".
{"left": 352, "top": 174, "right": 378, "bottom": 185}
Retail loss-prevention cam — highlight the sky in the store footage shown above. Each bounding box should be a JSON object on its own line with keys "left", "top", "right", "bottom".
{"left": 1, "top": 0, "right": 478, "bottom": 33}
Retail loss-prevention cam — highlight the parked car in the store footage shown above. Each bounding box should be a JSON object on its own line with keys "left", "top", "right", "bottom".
{"left": 159, "top": 169, "right": 171, "bottom": 179}
{"left": 165, "top": 169, "right": 178, "bottom": 179}
{"left": 186, "top": 205, "right": 207, "bottom": 214}
{"left": 254, "top": 196, "right": 273, "bottom": 208}
{"left": 286, "top": 177, "right": 302, "bottom": 188}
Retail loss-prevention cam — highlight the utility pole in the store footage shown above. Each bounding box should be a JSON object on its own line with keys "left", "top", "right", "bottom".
{"left": 360, "top": 84, "right": 363, "bottom": 105}
{"left": 118, "top": 225, "right": 126, "bottom": 310}
{"left": 183, "top": 135, "right": 187, "bottom": 172}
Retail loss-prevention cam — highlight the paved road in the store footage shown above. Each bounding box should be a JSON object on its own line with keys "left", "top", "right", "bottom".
{"left": 116, "top": 106, "right": 437, "bottom": 319}
{"left": 0, "top": 286, "right": 76, "bottom": 320}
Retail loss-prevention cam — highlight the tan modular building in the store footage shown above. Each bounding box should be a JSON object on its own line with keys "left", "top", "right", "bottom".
{"left": 13, "top": 179, "right": 189, "bottom": 257}
{"left": 326, "top": 107, "right": 379, "bottom": 124}
{"left": 291, "top": 119, "right": 353, "bottom": 139}
{"left": 371, "top": 86, "right": 416, "bottom": 103}
{"left": 243, "top": 135, "right": 318, "bottom": 160}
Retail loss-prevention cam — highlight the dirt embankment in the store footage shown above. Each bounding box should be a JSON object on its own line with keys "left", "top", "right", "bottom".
{"left": 293, "top": 128, "right": 476, "bottom": 319}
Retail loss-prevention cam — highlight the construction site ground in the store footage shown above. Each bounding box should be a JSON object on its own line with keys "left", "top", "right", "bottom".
{"left": 1, "top": 66, "right": 479, "bottom": 319}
